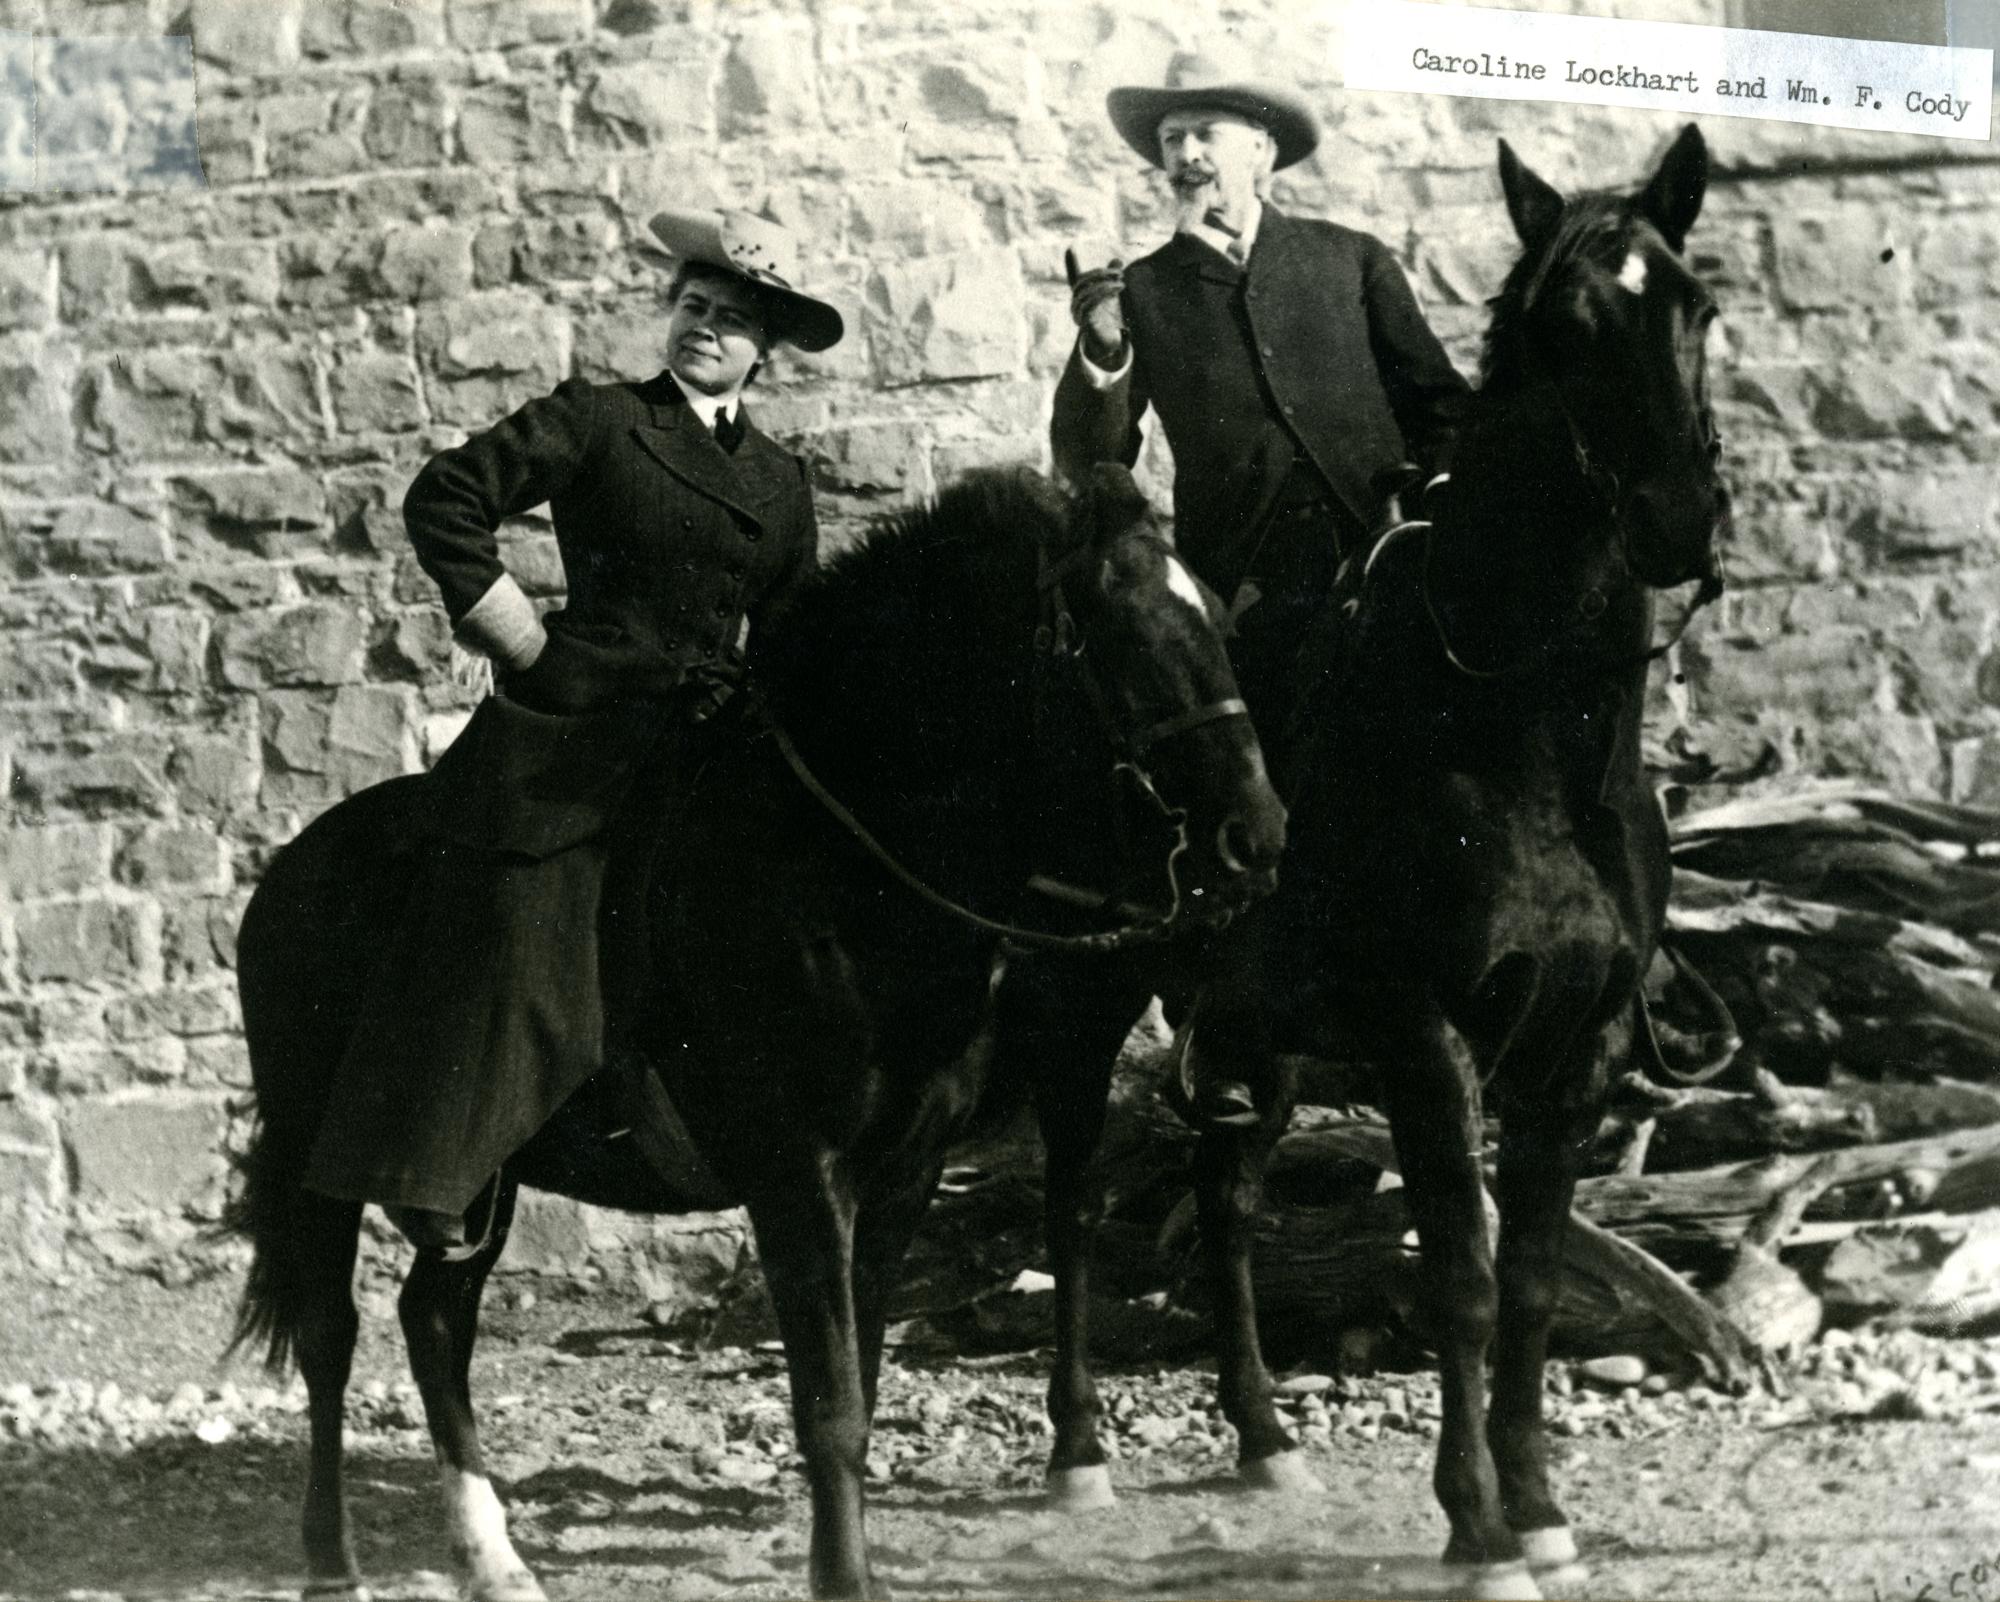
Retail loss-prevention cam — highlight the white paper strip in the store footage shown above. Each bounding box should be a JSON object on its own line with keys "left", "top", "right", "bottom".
{"left": 1344, "top": 0, "right": 1994, "bottom": 142}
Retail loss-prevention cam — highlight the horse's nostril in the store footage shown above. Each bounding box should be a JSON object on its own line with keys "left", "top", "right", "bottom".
{"left": 1218, "top": 818, "right": 1253, "bottom": 875}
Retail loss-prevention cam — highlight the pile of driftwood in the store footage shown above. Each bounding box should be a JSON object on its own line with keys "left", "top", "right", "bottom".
{"left": 870, "top": 786, "right": 2000, "bottom": 1381}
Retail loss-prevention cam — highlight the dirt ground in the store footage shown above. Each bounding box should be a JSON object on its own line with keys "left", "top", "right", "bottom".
{"left": 5, "top": 1271, "right": 2000, "bottom": 1602}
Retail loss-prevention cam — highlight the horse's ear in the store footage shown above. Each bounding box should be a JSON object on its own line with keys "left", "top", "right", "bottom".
{"left": 1087, "top": 462, "right": 1153, "bottom": 544}
{"left": 1637, "top": 123, "right": 1707, "bottom": 252}
{"left": 1498, "top": 138, "right": 1565, "bottom": 249}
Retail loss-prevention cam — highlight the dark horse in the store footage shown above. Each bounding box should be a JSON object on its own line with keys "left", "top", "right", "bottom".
{"left": 999, "top": 127, "right": 1731, "bottom": 1600}
{"left": 224, "top": 462, "right": 1287, "bottom": 1602}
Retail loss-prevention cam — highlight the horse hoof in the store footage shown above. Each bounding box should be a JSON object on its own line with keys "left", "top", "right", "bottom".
{"left": 467, "top": 1569, "right": 548, "bottom": 1602}
{"left": 1516, "top": 1526, "right": 1586, "bottom": 1584}
{"left": 1046, "top": 1464, "right": 1117, "bottom": 1511}
{"left": 1442, "top": 1560, "right": 1542, "bottom": 1601}
{"left": 1239, "top": 1449, "right": 1323, "bottom": 1495}
{"left": 302, "top": 1584, "right": 371, "bottom": 1602}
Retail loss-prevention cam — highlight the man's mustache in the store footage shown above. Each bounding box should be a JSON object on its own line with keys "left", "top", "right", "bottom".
{"left": 1169, "top": 166, "right": 1217, "bottom": 188}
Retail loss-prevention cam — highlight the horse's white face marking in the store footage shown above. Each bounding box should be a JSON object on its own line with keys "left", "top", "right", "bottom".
{"left": 1616, "top": 251, "right": 1648, "bottom": 295}
{"left": 1164, "top": 555, "right": 1207, "bottom": 616}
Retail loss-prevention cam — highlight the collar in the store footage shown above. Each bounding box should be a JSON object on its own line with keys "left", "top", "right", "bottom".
{"left": 667, "top": 369, "right": 742, "bottom": 430}
{"left": 1177, "top": 195, "right": 1263, "bottom": 264}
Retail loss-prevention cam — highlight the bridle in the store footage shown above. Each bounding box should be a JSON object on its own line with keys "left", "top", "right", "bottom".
{"left": 1374, "top": 379, "right": 1727, "bottom": 683}
{"left": 767, "top": 529, "right": 1252, "bottom": 955}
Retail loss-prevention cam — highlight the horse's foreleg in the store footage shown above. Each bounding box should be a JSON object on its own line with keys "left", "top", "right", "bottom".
{"left": 398, "top": 1178, "right": 542, "bottom": 1602}
{"left": 1192, "top": 1070, "right": 1313, "bottom": 1491}
{"left": 852, "top": 1162, "right": 945, "bottom": 1419}
{"left": 1385, "top": 1024, "right": 1539, "bottom": 1601}
{"left": 1488, "top": 1086, "right": 1598, "bottom": 1584}
{"left": 294, "top": 1195, "right": 368, "bottom": 1601}
{"left": 1001, "top": 960, "right": 1139, "bottom": 1511}
{"left": 753, "top": 1157, "right": 878, "bottom": 1601}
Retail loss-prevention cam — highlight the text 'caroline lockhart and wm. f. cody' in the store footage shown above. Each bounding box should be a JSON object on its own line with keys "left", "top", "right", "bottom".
{"left": 1344, "top": 0, "right": 1993, "bottom": 139}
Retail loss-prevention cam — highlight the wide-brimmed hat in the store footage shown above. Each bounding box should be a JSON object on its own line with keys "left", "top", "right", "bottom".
{"left": 1107, "top": 49, "right": 1320, "bottom": 172}
{"left": 647, "top": 208, "right": 845, "bottom": 353}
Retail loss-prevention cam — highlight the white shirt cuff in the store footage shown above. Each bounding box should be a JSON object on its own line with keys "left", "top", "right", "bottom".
{"left": 1077, "top": 336, "right": 1133, "bottom": 389}
{"left": 455, "top": 573, "right": 548, "bottom": 672}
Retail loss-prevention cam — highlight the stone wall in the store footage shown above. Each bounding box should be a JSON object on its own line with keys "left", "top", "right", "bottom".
{"left": 2, "top": 0, "right": 1996, "bottom": 1287}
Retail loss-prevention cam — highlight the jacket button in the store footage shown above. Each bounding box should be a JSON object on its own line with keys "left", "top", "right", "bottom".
{"left": 681, "top": 516, "right": 693, "bottom": 529}
{"left": 713, "top": 600, "right": 731, "bottom": 616}
{"left": 744, "top": 526, "right": 762, "bottom": 541}
{"left": 1284, "top": 403, "right": 1297, "bottom": 415}
{"left": 1261, "top": 344, "right": 1274, "bottom": 357}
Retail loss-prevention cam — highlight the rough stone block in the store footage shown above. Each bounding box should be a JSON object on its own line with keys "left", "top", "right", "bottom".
{"left": 504, "top": 1188, "right": 592, "bottom": 1272}
{"left": 578, "top": 57, "right": 717, "bottom": 148}
{"left": 416, "top": 294, "right": 566, "bottom": 427}
{"left": 184, "top": 1034, "right": 251, "bottom": 1088}
{"left": 278, "top": 234, "right": 380, "bottom": 312}
{"left": 1845, "top": 468, "right": 2000, "bottom": 562}
{"left": 327, "top": 465, "right": 411, "bottom": 553}
{"left": 572, "top": 303, "right": 670, "bottom": 383}
{"left": 330, "top": 349, "right": 427, "bottom": 434}
{"left": 362, "top": 74, "right": 450, "bottom": 164}
{"left": 448, "top": 0, "right": 590, "bottom": 49}
{"left": 18, "top": 899, "right": 160, "bottom": 988}
{"left": 1808, "top": 362, "right": 1967, "bottom": 441}
{"left": 216, "top": 604, "right": 367, "bottom": 690}
{"left": 3, "top": 636, "right": 80, "bottom": 702}
{"left": 845, "top": 183, "right": 989, "bottom": 257}
{"left": 1914, "top": 214, "right": 2000, "bottom": 311}
{"left": 1771, "top": 211, "right": 1909, "bottom": 314}
{"left": 304, "top": 0, "right": 449, "bottom": 58}
{"left": 261, "top": 684, "right": 417, "bottom": 807}
{"left": 105, "top": 986, "right": 239, "bottom": 1041}
{"left": 866, "top": 249, "right": 1026, "bottom": 387}
{"left": 167, "top": 727, "right": 262, "bottom": 817}
{"left": 25, "top": 503, "right": 169, "bottom": 579}
{"left": 191, "top": 0, "right": 303, "bottom": 74}
{"left": 376, "top": 608, "right": 452, "bottom": 679}
{"left": 11, "top": 738, "right": 175, "bottom": 818}
{"left": 173, "top": 468, "right": 328, "bottom": 554}
{"left": 456, "top": 83, "right": 568, "bottom": 166}
{"left": 194, "top": 96, "right": 259, "bottom": 186}
{"left": 261, "top": 88, "right": 370, "bottom": 182}
{"left": 114, "top": 826, "right": 229, "bottom": 892}
{"left": 0, "top": 1099, "right": 59, "bottom": 1208}
{"left": 0, "top": 248, "right": 51, "bottom": 328}
{"left": 0, "top": 353, "right": 74, "bottom": 464}
{"left": 58, "top": 235, "right": 128, "bottom": 319}
{"left": 720, "top": 19, "right": 821, "bottom": 134}
{"left": 809, "top": 421, "right": 926, "bottom": 494}
{"left": 34, "top": 1041, "right": 184, "bottom": 1096}
{"left": 82, "top": 349, "right": 216, "bottom": 459}
{"left": 64, "top": 1095, "right": 225, "bottom": 1211}
{"left": 1, "top": 824, "right": 113, "bottom": 899}
{"left": 378, "top": 223, "right": 476, "bottom": 303}
{"left": 208, "top": 347, "right": 327, "bottom": 448}
{"left": 131, "top": 240, "right": 280, "bottom": 311}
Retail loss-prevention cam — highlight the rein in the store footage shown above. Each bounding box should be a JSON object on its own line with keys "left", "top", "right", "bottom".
{"left": 1373, "top": 389, "right": 1726, "bottom": 683}
{"left": 761, "top": 534, "right": 1252, "bottom": 956}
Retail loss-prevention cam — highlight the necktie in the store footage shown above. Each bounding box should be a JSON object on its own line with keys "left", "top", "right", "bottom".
{"left": 713, "top": 408, "right": 744, "bottom": 454}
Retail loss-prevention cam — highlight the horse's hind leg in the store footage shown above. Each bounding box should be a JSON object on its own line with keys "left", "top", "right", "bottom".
{"left": 397, "top": 1177, "right": 544, "bottom": 1602}
{"left": 1487, "top": 1075, "right": 1602, "bottom": 1585}
{"left": 1384, "top": 1021, "right": 1539, "bottom": 1601}
{"left": 295, "top": 1195, "right": 369, "bottom": 1600}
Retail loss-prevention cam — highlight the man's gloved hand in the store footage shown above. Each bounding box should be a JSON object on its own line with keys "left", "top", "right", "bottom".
{"left": 1365, "top": 460, "right": 1425, "bottom": 546}
{"left": 1064, "top": 248, "right": 1127, "bottom": 368}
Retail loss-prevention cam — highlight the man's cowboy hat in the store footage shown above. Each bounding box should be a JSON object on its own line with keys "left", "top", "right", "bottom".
{"left": 1106, "top": 49, "right": 1320, "bottom": 172}
{"left": 647, "top": 208, "right": 845, "bottom": 353}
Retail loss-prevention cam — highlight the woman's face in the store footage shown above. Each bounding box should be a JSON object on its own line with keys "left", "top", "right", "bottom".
{"left": 667, "top": 271, "right": 773, "bottom": 396}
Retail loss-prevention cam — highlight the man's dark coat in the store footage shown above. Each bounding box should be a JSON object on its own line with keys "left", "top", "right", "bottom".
{"left": 1051, "top": 206, "right": 1470, "bottom": 600}
{"left": 306, "top": 372, "right": 817, "bottom": 1217}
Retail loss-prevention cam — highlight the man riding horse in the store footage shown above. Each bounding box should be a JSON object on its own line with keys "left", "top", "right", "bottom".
{"left": 304, "top": 210, "right": 845, "bottom": 1254}
{"left": 1052, "top": 46, "right": 1472, "bottom": 1124}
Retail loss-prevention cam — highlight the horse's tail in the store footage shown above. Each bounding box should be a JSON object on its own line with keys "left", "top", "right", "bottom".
{"left": 217, "top": 780, "right": 417, "bottom": 1372}
{"left": 218, "top": 1105, "right": 317, "bottom": 1373}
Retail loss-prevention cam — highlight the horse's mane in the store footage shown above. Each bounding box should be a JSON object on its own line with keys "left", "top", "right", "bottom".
{"left": 754, "top": 465, "right": 1069, "bottom": 711}
{"left": 1478, "top": 191, "right": 1633, "bottom": 392}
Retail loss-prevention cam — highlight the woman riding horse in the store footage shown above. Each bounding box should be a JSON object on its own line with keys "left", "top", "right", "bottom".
{"left": 303, "top": 209, "right": 845, "bottom": 1254}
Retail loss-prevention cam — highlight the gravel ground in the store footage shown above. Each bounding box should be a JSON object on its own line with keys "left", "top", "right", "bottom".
{"left": 5, "top": 1274, "right": 2000, "bottom": 1600}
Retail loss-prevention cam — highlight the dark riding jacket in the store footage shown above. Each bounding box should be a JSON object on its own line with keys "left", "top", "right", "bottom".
{"left": 1051, "top": 207, "right": 1470, "bottom": 599}
{"left": 305, "top": 372, "right": 818, "bottom": 1218}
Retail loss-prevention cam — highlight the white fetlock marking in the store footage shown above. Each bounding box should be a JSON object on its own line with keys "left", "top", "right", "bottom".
{"left": 439, "top": 1468, "right": 546, "bottom": 1602}
{"left": 301, "top": 1585, "right": 372, "bottom": 1602}
{"left": 1517, "top": 1525, "right": 1583, "bottom": 1577}
{"left": 1442, "top": 1559, "right": 1543, "bottom": 1601}
{"left": 1045, "top": 1463, "right": 1117, "bottom": 1511}
{"left": 1239, "top": 1450, "right": 1324, "bottom": 1495}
